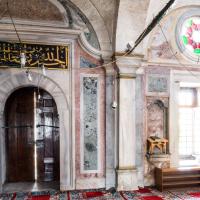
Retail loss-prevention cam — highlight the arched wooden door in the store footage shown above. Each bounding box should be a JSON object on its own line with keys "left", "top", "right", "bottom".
{"left": 5, "top": 87, "right": 60, "bottom": 182}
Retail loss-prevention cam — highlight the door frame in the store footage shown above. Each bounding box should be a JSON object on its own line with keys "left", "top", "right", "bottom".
{"left": 0, "top": 72, "right": 74, "bottom": 191}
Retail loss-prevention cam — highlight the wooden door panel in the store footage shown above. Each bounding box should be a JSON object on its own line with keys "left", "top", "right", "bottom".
{"left": 36, "top": 90, "right": 60, "bottom": 182}
{"left": 6, "top": 88, "right": 35, "bottom": 182}
{"left": 53, "top": 128, "right": 60, "bottom": 180}
{"left": 5, "top": 88, "right": 59, "bottom": 183}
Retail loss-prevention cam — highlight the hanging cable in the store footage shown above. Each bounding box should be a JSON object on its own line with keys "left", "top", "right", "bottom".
{"left": 7, "top": 0, "right": 22, "bottom": 45}
{"left": 128, "top": 0, "right": 176, "bottom": 54}
{"left": 0, "top": 0, "right": 176, "bottom": 72}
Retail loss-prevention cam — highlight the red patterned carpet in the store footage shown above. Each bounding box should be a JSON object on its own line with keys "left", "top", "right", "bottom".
{"left": 120, "top": 187, "right": 200, "bottom": 200}
{"left": 2, "top": 187, "right": 200, "bottom": 199}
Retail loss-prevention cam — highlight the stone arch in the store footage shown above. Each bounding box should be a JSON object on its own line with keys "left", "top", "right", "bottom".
{"left": 48, "top": 0, "right": 70, "bottom": 25}
{"left": 47, "top": 0, "right": 112, "bottom": 58}
{"left": 0, "top": 72, "right": 69, "bottom": 112}
{"left": 69, "top": 0, "right": 112, "bottom": 58}
{"left": 0, "top": 71, "right": 73, "bottom": 191}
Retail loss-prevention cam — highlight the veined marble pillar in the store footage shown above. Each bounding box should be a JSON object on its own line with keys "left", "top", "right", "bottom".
{"left": 116, "top": 56, "right": 140, "bottom": 191}
{"left": 105, "top": 65, "right": 116, "bottom": 189}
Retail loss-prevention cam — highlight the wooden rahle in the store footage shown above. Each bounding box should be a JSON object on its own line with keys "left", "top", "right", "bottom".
{"left": 147, "top": 137, "right": 168, "bottom": 154}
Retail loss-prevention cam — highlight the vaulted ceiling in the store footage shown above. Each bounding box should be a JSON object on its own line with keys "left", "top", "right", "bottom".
{"left": 0, "top": 0, "right": 64, "bottom": 21}
{"left": 0, "top": 0, "right": 195, "bottom": 59}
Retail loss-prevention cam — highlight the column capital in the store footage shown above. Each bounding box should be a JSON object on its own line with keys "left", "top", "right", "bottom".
{"left": 104, "top": 64, "right": 116, "bottom": 76}
{"left": 115, "top": 55, "right": 143, "bottom": 76}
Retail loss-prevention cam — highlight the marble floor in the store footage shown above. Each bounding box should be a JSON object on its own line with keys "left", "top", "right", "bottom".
{"left": 2, "top": 181, "right": 59, "bottom": 193}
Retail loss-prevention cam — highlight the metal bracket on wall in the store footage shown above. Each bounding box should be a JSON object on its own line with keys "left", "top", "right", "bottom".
{"left": 1, "top": 125, "right": 33, "bottom": 129}
{"left": 36, "top": 124, "right": 59, "bottom": 129}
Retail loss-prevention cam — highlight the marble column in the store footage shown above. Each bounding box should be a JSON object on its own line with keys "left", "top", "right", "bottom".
{"left": 169, "top": 74, "right": 180, "bottom": 168}
{"left": 116, "top": 56, "right": 140, "bottom": 191}
{"left": 105, "top": 65, "right": 117, "bottom": 189}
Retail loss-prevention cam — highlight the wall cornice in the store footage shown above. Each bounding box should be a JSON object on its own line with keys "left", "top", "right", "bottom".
{"left": 0, "top": 22, "right": 107, "bottom": 59}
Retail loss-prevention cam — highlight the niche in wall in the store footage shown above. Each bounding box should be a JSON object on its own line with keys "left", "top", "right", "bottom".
{"left": 144, "top": 97, "right": 170, "bottom": 186}
{"left": 146, "top": 97, "right": 169, "bottom": 144}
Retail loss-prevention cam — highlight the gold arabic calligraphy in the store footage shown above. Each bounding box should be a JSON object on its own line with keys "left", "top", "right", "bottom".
{"left": 0, "top": 42, "right": 69, "bottom": 69}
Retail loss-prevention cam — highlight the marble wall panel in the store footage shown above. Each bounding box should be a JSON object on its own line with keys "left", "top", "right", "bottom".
{"left": 145, "top": 68, "right": 170, "bottom": 96}
{"left": 147, "top": 102, "right": 164, "bottom": 138}
{"left": 82, "top": 77, "right": 99, "bottom": 171}
{"left": 80, "top": 56, "right": 97, "bottom": 68}
{"left": 74, "top": 42, "right": 105, "bottom": 189}
{"left": 148, "top": 75, "right": 168, "bottom": 93}
{"left": 135, "top": 75, "right": 145, "bottom": 187}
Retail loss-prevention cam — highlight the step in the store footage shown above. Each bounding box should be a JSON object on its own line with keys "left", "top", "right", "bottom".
{"left": 163, "top": 174, "right": 200, "bottom": 180}
{"left": 163, "top": 180, "right": 200, "bottom": 186}
{"left": 162, "top": 167, "right": 200, "bottom": 173}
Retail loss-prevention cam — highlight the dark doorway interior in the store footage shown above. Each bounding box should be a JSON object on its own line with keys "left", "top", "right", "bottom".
{"left": 5, "top": 87, "right": 60, "bottom": 184}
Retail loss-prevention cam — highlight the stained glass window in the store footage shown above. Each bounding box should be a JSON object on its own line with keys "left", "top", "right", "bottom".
{"left": 181, "top": 17, "right": 200, "bottom": 55}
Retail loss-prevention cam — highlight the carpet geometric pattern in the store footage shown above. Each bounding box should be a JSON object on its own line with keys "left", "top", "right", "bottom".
{"left": 2, "top": 187, "right": 200, "bottom": 199}
{"left": 120, "top": 187, "right": 200, "bottom": 200}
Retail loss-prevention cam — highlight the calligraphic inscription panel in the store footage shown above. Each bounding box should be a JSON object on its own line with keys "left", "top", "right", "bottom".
{"left": 82, "top": 77, "right": 99, "bottom": 171}
{"left": 0, "top": 42, "right": 69, "bottom": 69}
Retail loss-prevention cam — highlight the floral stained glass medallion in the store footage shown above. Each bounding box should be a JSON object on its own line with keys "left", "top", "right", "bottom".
{"left": 181, "top": 17, "right": 200, "bottom": 55}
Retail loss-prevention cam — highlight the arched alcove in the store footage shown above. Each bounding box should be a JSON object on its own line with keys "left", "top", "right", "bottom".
{"left": 146, "top": 98, "right": 169, "bottom": 144}
{"left": 0, "top": 71, "right": 73, "bottom": 191}
{"left": 4, "top": 87, "right": 60, "bottom": 185}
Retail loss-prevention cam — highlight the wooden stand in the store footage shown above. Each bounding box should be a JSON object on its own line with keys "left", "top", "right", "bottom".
{"left": 147, "top": 137, "right": 168, "bottom": 154}
{"left": 155, "top": 167, "right": 200, "bottom": 191}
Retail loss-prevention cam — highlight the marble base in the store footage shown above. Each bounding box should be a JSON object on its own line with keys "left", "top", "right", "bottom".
{"left": 60, "top": 184, "right": 74, "bottom": 191}
{"left": 144, "top": 154, "right": 170, "bottom": 186}
{"left": 148, "top": 154, "right": 170, "bottom": 168}
{"left": 106, "top": 168, "right": 116, "bottom": 189}
{"left": 75, "top": 178, "right": 105, "bottom": 190}
{"left": 117, "top": 168, "right": 138, "bottom": 191}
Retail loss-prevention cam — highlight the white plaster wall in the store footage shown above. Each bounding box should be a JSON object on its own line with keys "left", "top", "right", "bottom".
{"left": 89, "top": 0, "right": 116, "bottom": 45}
{"left": 70, "top": 0, "right": 113, "bottom": 58}
{"left": 145, "top": 0, "right": 169, "bottom": 26}
{"left": 142, "top": 0, "right": 169, "bottom": 56}
{"left": 144, "top": 0, "right": 200, "bottom": 60}
{"left": 115, "top": 0, "right": 150, "bottom": 54}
